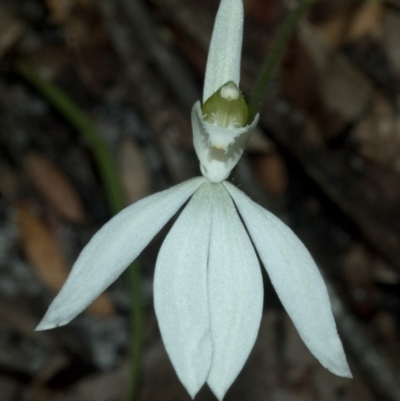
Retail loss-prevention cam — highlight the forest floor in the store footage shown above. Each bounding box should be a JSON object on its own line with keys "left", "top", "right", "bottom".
{"left": 1, "top": 0, "right": 400, "bottom": 400}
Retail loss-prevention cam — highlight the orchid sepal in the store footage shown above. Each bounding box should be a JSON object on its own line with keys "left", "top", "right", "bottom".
{"left": 203, "top": 0, "right": 244, "bottom": 104}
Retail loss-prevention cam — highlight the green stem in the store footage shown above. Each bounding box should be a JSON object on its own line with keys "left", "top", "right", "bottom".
{"left": 248, "top": 0, "right": 319, "bottom": 121}
{"left": 128, "top": 265, "right": 144, "bottom": 400}
{"left": 16, "top": 61, "right": 143, "bottom": 400}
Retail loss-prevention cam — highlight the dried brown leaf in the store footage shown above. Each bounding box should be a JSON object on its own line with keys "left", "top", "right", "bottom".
{"left": 252, "top": 152, "right": 288, "bottom": 196}
{"left": 43, "top": 0, "right": 74, "bottom": 24}
{"left": 372, "top": 258, "right": 400, "bottom": 285}
{"left": 346, "top": 2, "right": 384, "bottom": 43}
{"left": 315, "top": 11, "right": 349, "bottom": 49}
{"left": 25, "top": 152, "right": 86, "bottom": 224}
{"left": 342, "top": 243, "right": 379, "bottom": 317}
{"left": 0, "top": 11, "right": 24, "bottom": 58}
{"left": 372, "top": 312, "right": 397, "bottom": 342}
{"left": 17, "top": 201, "right": 114, "bottom": 317}
{"left": 244, "top": 0, "right": 282, "bottom": 26}
{"left": 43, "top": 0, "right": 94, "bottom": 24}
{"left": 342, "top": 244, "right": 373, "bottom": 286}
{"left": 281, "top": 36, "right": 325, "bottom": 116}
{"left": 352, "top": 93, "right": 400, "bottom": 171}
{"left": 383, "top": 10, "right": 400, "bottom": 79}
{"left": 63, "top": 12, "right": 120, "bottom": 94}
{"left": 118, "top": 138, "right": 151, "bottom": 204}
{"left": 315, "top": 2, "right": 383, "bottom": 47}
{"left": 300, "top": 22, "right": 374, "bottom": 121}
{"left": 246, "top": 127, "right": 274, "bottom": 154}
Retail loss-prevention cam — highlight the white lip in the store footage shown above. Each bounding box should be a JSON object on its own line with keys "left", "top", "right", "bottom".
{"left": 192, "top": 101, "right": 259, "bottom": 183}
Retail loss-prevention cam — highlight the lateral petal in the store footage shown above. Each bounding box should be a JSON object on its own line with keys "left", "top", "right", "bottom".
{"left": 207, "top": 184, "right": 263, "bottom": 400}
{"left": 36, "top": 177, "right": 206, "bottom": 331}
{"left": 154, "top": 182, "right": 214, "bottom": 398}
{"left": 203, "top": 0, "right": 244, "bottom": 103}
{"left": 224, "top": 182, "right": 352, "bottom": 378}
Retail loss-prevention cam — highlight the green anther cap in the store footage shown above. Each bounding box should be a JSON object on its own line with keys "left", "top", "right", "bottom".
{"left": 202, "top": 81, "right": 249, "bottom": 128}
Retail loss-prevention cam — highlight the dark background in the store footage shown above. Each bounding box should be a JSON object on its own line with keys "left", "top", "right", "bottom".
{"left": 1, "top": 0, "right": 400, "bottom": 400}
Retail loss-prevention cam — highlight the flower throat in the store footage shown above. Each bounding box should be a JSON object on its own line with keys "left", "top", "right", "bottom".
{"left": 202, "top": 81, "right": 249, "bottom": 128}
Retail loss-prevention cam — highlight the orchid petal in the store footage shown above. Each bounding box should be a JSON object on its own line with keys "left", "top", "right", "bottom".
{"left": 36, "top": 177, "right": 206, "bottom": 331}
{"left": 203, "top": 0, "right": 244, "bottom": 103}
{"left": 224, "top": 182, "right": 352, "bottom": 378}
{"left": 154, "top": 182, "right": 214, "bottom": 398}
{"left": 207, "top": 184, "right": 263, "bottom": 400}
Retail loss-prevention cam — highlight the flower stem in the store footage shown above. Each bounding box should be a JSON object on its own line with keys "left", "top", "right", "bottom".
{"left": 128, "top": 264, "right": 144, "bottom": 400}
{"left": 16, "top": 61, "right": 143, "bottom": 400}
{"left": 248, "top": 0, "right": 319, "bottom": 121}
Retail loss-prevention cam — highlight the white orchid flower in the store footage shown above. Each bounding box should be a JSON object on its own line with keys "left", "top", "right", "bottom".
{"left": 36, "top": 0, "right": 351, "bottom": 399}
